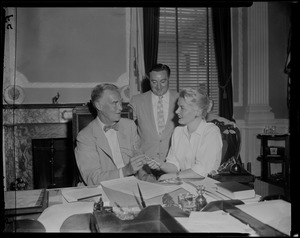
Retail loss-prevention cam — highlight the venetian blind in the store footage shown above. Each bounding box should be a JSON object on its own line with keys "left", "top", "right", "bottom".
{"left": 157, "top": 7, "right": 219, "bottom": 114}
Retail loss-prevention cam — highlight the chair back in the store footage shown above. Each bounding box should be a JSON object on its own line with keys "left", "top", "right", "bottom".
{"left": 209, "top": 118, "right": 242, "bottom": 166}
{"left": 72, "top": 102, "right": 97, "bottom": 149}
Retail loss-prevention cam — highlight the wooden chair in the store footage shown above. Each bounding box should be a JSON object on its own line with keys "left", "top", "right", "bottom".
{"left": 208, "top": 116, "right": 242, "bottom": 166}
{"left": 207, "top": 115, "right": 255, "bottom": 185}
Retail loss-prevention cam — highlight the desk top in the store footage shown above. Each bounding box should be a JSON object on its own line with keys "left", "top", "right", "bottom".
{"left": 5, "top": 176, "right": 291, "bottom": 236}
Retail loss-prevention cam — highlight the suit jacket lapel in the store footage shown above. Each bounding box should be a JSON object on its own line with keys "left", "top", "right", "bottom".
{"left": 92, "top": 119, "right": 113, "bottom": 159}
{"left": 116, "top": 123, "right": 130, "bottom": 165}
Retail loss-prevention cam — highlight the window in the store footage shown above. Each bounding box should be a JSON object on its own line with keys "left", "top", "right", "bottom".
{"left": 158, "top": 7, "right": 219, "bottom": 114}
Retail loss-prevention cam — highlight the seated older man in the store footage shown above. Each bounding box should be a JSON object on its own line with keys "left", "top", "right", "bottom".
{"left": 75, "top": 83, "right": 152, "bottom": 185}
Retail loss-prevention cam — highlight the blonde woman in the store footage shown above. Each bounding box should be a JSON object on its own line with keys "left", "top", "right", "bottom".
{"left": 147, "top": 87, "right": 222, "bottom": 181}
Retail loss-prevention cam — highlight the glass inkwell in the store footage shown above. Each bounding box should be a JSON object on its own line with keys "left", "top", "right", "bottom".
{"left": 195, "top": 185, "right": 207, "bottom": 211}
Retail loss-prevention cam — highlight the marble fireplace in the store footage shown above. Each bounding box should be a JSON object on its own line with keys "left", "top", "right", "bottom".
{"left": 2, "top": 104, "right": 82, "bottom": 190}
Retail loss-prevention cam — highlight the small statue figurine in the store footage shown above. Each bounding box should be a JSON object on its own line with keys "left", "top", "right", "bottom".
{"left": 52, "top": 92, "right": 60, "bottom": 104}
{"left": 10, "top": 178, "right": 27, "bottom": 190}
{"left": 94, "top": 194, "right": 104, "bottom": 211}
{"left": 195, "top": 185, "right": 207, "bottom": 211}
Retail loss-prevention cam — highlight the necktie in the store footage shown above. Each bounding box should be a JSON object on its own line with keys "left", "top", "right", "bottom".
{"left": 103, "top": 123, "right": 119, "bottom": 132}
{"left": 157, "top": 96, "right": 165, "bottom": 135}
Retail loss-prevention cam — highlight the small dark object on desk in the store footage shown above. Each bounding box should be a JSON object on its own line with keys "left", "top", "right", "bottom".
{"left": 93, "top": 194, "right": 104, "bottom": 211}
{"left": 162, "top": 193, "right": 176, "bottom": 207}
{"left": 195, "top": 185, "right": 207, "bottom": 211}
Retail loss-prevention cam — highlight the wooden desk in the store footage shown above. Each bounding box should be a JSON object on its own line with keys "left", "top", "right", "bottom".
{"left": 4, "top": 178, "right": 289, "bottom": 236}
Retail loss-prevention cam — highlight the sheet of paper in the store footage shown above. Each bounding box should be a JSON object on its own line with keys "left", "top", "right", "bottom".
{"left": 61, "top": 185, "right": 109, "bottom": 203}
{"left": 236, "top": 199, "right": 291, "bottom": 236}
{"left": 37, "top": 202, "right": 94, "bottom": 232}
{"left": 184, "top": 210, "right": 257, "bottom": 235}
{"left": 100, "top": 176, "right": 180, "bottom": 200}
{"left": 182, "top": 177, "right": 229, "bottom": 201}
{"left": 4, "top": 189, "right": 43, "bottom": 209}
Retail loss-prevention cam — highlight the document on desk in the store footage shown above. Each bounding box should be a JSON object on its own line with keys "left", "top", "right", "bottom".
{"left": 181, "top": 210, "right": 257, "bottom": 235}
{"left": 61, "top": 185, "right": 109, "bottom": 203}
{"left": 100, "top": 176, "right": 180, "bottom": 200}
{"left": 5, "top": 189, "right": 44, "bottom": 209}
{"left": 236, "top": 199, "right": 291, "bottom": 236}
{"left": 38, "top": 202, "right": 94, "bottom": 232}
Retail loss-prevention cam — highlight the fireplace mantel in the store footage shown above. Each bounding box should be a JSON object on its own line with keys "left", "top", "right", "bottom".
{"left": 3, "top": 103, "right": 85, "bottom": 110}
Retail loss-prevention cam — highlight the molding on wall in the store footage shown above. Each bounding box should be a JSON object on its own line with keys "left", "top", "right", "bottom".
{"left": 13, "top": 71, "right": 129, "bottom": 89}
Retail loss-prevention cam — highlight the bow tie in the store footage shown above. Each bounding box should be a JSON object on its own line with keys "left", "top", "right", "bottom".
{"left": 103, "top": 123, "right": 119, "bottom": 132}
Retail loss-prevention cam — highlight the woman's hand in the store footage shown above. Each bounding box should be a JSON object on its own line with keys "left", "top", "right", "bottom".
{"left": 123, "top": 154, "right": 147, "bottom": 176}
{"left": 208, "top": 170, "right": 218, "bottom": 177}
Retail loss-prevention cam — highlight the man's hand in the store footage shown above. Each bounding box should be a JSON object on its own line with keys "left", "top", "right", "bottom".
{"left": 146, "top": 158, "right": 161, "bottom": 170}
{"left": 122, "top": 154, "right": 147, "bottom": 176}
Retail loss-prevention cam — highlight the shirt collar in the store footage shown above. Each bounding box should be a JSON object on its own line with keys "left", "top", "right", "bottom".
{"left": 97, "top": 117, "right": 118, "bottom": 132}
{"left": 183, "top": 119, "right": 207, "bottom": 137}
{"left": 151, "top": 90, "right": 170, "bottom": 102}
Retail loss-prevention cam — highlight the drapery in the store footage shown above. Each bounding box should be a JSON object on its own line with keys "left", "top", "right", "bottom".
{"left": 128, "top": 8, "right": 145, "bottom": 99}
{"left": 142, "top": 7, "right": 160, "bottom": 93}
{"left": 212, "top": 7, "right": 234, "bottom": 121}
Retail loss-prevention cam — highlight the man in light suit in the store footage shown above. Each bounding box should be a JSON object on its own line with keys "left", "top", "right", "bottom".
{"left": 129, "top": 64, "right": 179, "bottom": 179}
{"left": 75, "top": 84, "right": 147, "bottom": 185}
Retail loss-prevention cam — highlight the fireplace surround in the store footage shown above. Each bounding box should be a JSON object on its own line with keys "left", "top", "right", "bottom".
{"left": 2, "top": 103, "right": 82, "bottom": 190}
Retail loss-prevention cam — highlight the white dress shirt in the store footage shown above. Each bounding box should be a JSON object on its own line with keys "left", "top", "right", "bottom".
{"left": 97, "top": 118, "right": 124, "bottom": 178}
{"left": 165, "top": 120, "right": 223, "bottom": 177}
{"left": 152, "top": 90, "right": 170, "bottom": 134}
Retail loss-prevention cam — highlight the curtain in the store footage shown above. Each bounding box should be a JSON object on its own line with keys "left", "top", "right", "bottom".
{"left": 212, "top": 7, "right": 234, "bottom": 121}
{"left": 128, "top": 8, "right": 145, "bottom": 99}
{"left": 142, "top": 7, "right": 160, "bottom": 93}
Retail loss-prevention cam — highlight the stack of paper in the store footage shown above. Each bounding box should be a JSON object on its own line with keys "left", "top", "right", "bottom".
{"left": 176, "top": 210, "right": 257, "bottom": 235}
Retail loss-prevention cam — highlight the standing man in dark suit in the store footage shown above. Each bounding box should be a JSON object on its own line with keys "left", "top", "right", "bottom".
{"left": 129, "top": 64, "right": 179, "bottom": 179}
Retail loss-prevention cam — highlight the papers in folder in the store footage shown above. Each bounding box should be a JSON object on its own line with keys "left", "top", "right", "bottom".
{"left": 100, "top": 176, "right": 181, "bottom": 208}
{"left": 61, "top": 186, "right": 109, "bottom": 203}
{"left": 101, "top": 176, "right": 180, "bottom": 200}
